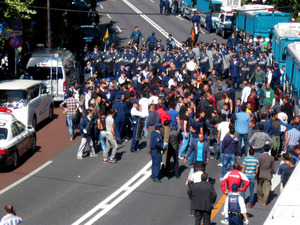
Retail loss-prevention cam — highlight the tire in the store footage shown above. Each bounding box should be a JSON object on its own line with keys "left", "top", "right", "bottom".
{"left": 49, "top": 105, "right": 54, "bottom": 120}
{"left": 12, "top": 150, "right": 19, "bottom": 168}
{"left": 222, "top": 30, "right": 225, "bottom": 38}
{"left": 31, "top": 135, "right": 37, "bottom": 151}
{"left": 32, "top": 116, "right": 37, "bottom": 130}
{"left": 216, "top": 26, "right": 219, "bottom": 35}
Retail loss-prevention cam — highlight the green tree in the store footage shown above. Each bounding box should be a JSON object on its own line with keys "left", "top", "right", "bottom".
{"left": 266, "top": 0, "right": 300, "bottom": 18}
{"left": 3, "top": 0, "right": 36, "bottom": 21}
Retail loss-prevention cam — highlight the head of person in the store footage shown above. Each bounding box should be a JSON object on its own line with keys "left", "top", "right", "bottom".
{"left": 233, "top": 162, "right": 240, "bottom": 170}
{"left": 229, "top": 126, "right": 235, "bottom": 135}
{"left": 198, "top": 133, "right": 204, "bottom": 142}
{"left": 271, "top": 111, "right": 278, "bottom": 119}
{"left": 250, "top": 119, "right": 256, "bottom": 128}
{"left": 264, "top": 143, "right": 271, "bottom": 152}
{"left": 87, "top": 109, "right": 93, "bottom": 118}
{"left": 289, "top": 158, "right": 296, "bottom": 167}
{"left": 196, "top": 162, "right": 205, "bottom": 172}
{"left": 294, "top": 145, "right": 300, "bottom": 156}
{"left": 135, "top": 26, "right": 139, "bottom": 31}
{"left": 257, "top": 123, "right": 264, "bottom": 132}
{"left": 164, "top": 120, "right": 170, "bottom": 127}
{"left": 283, "top": 152, "right": 290, "bottom": 162}
{"left": 249, "top": 147, "right": 255, "bottom": 156}
{"left": 231, "top": 183, "right": 239, "bottom": 193}
{"left": 154, "top": 123, "right": 162, "bottom": 131}
{"left": 266, "top": 83, "right": 271, "bottom": 90}
{"left": 149, "top": 104, "right": 155, "bottom": 112}
{"left": 108, "top": 108, "right": 115, "bottom": 116}
{"left": 201, "top": 172, "right": 208, "bottom": 182}
{"left": 68, "top": 91, "right": 73, "bottom": 98}
{"left": 221, "top": 114, "right": 227, "bottom": 121}
{"left": 4, "top": 205, "right": 14, "bottom": 215}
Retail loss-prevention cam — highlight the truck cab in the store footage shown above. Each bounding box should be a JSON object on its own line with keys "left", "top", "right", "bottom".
{"left": 199, "top": 0, "right": 223, "bottom": 30}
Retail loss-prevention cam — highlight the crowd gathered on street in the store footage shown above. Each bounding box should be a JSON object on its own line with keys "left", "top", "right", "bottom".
{"left": 2, "top": 16, "right": 299, "bottom": 224}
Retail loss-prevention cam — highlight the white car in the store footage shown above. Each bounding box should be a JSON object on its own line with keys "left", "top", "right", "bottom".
{"left": 0, "top": 80, "right": 54, "bottom": 129}
{"left": 0, "top": 111, "right": 36, "bottom": 168}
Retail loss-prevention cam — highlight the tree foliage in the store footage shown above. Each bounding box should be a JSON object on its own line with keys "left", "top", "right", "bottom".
{"left": 4, "top": 0, "right": 36, "bottom": 21}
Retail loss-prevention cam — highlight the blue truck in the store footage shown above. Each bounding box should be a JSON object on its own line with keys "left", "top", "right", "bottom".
{"left": 272, "top": 23, "right": 300, "bottom": 69}
{"left": 235, "top": 5, "right": 291, "bottom": 41}
{"left": 285, "top": 42, "right": 300, "bottom": 112}
{"left": 181, "top": 0, "right": 223, "bottom": 30}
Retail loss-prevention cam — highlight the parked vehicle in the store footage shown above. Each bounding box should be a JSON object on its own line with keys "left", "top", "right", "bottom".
{"left": 272, "top": 23, "right": 300, "bottom": 68}
{"left": 0, "top": 111, "right": 36, "bottom": 168}
{"left": 0, "top": 80, "right": 54, "bottom": 129}
{"left": 235, "top": 4, "right": 291, "bottom": 41}
{"left": 26, "top": 49, "right": 80, "bottom": 101}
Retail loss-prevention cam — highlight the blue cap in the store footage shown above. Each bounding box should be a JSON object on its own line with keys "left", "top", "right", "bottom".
{"left": 75, "top": 85, "right": 80, "bottom": 89}
{"left": 256, "top": 42, "right": 260, "bottom": 45}
{"left": 132, "top": 99, "right": 138, "bottom": 105}
{"left": 154, "top": 123, "right": 162, "bottom": 127}
{"left": 274, "top": 63, "right": 279, "bottom": 67}
{"left": 106, "top": 77, "right": 111, "bottom": 82}
{"left": 171, "top": 121, "right": 178, "bottom": 129}
{"left": 115, "top": 94, "right": 121, "bottom": 99}
{"left": 232, "top": 183, "right": 239, "bottom": 192}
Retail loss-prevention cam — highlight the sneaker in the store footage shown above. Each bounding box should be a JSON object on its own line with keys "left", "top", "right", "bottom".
{"left": 109, "top": 159, "right": 116, "bottom": 163}
{"left": 70, "top": 137, "right": 73, "bottom": 141}
{"left": 77, "top": 156, "right": 83, "bottom": 160}
{"left": 103, "top": 159, "right": 108, "bottom": 163}
{"left": 262, "top": 203, "right": 267, "bottom": 207}
{"left": 220, "top": 219, "right": 229, "bottom": 225}
{"left": 178, "top": 156, "right": 184, "bottom": 160}
{"left": 218, "top": 163, "right": 223, "bottom": 167}
{"left": 248, "top": 205, "right": 254, "bottom": 208}
{"left": 90, "top": 154, "right": 98, "bottom": 158}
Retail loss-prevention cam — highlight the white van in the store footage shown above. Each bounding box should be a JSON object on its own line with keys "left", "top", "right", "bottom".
{"left": 0, "top": 80, "right": 54, "bottom": 129}
{"left": 26, "top": 49, "right": 80, "bottom": 102}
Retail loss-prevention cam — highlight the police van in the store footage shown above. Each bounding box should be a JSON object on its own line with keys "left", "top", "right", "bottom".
{"left": 0, "top": 80, "right": 54, "bottom": 129}
{"left": 26, "top": 49, "right": 80, "bottom": 102}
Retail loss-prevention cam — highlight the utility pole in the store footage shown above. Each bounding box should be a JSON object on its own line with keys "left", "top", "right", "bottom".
{"left": 46, "top": 0, "right": 51, "bottom": 53}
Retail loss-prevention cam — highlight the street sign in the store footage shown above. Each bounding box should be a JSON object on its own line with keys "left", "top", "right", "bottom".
{"left": 9, "top": 36, "right": 22, "bottom": 48}
{"left": 11, "top": 18, "right": 22, "bottom": 31}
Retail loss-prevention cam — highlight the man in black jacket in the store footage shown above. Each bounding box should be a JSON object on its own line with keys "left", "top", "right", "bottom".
{"left": 187, "top": 172, "right": 217, "bottom": 225}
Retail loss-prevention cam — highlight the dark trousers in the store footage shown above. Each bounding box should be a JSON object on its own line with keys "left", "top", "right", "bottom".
{"left": 164, "top": 144, "right": 179, "bottom": 177}
{"left": 231, "top": 76, "right": 240, "bottom": 91}
{"left": 194, "top": 210, "right": 211, "bottom": 225}
{"left": 115, "top": 118, "right": 124, "bottom": 144}
{"left": 130, "top": 123, "right": 139, "bottom": 151}
{"left": 160, "top": 5, "right": 164, "bottom": 14}
{"left": 151, "top": 149, "right": 162, "bottom": 180}
{"left": 229, "top": 214, "right": 243, "bottom": 225}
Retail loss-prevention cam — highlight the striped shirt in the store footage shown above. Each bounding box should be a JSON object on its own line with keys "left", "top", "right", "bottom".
{"left": 242, "top": 156, "right": 259, "bottom": 178}
{"left": 287, "top": 128, "right": 300, "bottom": 146}
{"left": 0, "top": 214, "right": 22, "bottom": 225}
{"left": 59, "top": 97, "right": 80, "bottom": 117}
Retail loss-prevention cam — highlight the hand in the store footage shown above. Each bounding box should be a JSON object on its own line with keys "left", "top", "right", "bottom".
{"left": 163, "top": 142, "right": 168, "bottom": 147}
{"left": 217, "top": 140, "right": 220, "bottom": 145}
{"left": 184, "top": 159, "right": 187, "bottom": 164}
{"left": 184, "top": 133, "right": 187, "bottom": 138}
{"left": 244, "top": 219, "right": 249, "bottom": 225}
{"left": 263, "top": 83, "right": 265, "bottom": 86}
{"left": 83, "top": 129, "right": 87, "bottom": 134}
{"left": 229, "top": 73, "right": 231, "bottom": 76}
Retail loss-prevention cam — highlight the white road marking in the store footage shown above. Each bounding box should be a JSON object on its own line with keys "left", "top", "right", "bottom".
{"left": 116, "top": 25, "right": 122, "bottom": 32}
{"left": 149, "top": 0, "right": 154, "bottom": 3}
{"left": 0, "top": 160, "right": 53, "bottom": 195}
{"left": 176, "top": 15, "right": 184, "bottom": 21}
{"left": 186, "top": 168, "right": 194, "bottom": 185}
{"left": 100, "top": 5, "right": 103, "bottom": 9}
{"left": 106, "top": 14, "right": 111, "bottom": 19}
{"left": 271, "top": 160, "right": 283, "bottom": 191}
{"left": 122, "top": 0, "right": 182, "bottom": 47}
{"left": 72, "top": 161, "right": 152, "bottom": 225}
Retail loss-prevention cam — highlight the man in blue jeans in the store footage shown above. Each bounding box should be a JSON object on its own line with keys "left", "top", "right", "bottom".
{"left": 235, "top": 105, "right": 250, "bottom": 157}
{"left": 241, "top": 148, "right": 259, "bottom": 208}
{"left": 222, "top": 127, "right": 239, "bottom": 178}
{"left": 178, "top": 108, "right": 192, "bottom": 161}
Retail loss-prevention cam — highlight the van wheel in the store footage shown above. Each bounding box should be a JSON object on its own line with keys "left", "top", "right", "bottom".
{"left": 222, "top": 30, "right": 226, "bottom": 38}
{"left": 12, "top": 150, "right": 19, "bottom": 168}
{"left": 216, "top": 26, "right": 219, "bottom": 35}
{"left": 49, "top": 105, "right": 54, "bottom": 120}
{"left": 32, "top": 116, "right": 37, "bottom": 130}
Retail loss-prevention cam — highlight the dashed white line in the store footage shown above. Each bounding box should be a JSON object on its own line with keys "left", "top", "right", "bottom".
{"left": 106, "top": 14, "right": 111, "bottom": 19}
{"left": 72, "top": 161, "right": 152, "bottom": 225}
{"left": 149, "top": 0, "right": 154, "bottom": 3}
{"left": 122, "top": 0, "right": 182, "bottom": 47}
{"left": 176, "top": 15, "right": 184, "bottom": 21}
{"left": 271, "top": 160, "right": 283, "bottom": 191}
{"left": 116, "top": 25, "right": 122, "bottom": 32}
{"left": 100, "top": 5, "right": 103, "bottom": 9}
{"left": 0, "top": 160, "right": 53, "bottom": 195}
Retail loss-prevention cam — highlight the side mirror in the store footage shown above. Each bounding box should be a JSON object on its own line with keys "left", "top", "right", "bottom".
{"left": 27, "top": 125, "right": 33, "bottom": 130}
{"left": 282, "top": 54, "right": 286, "bottom": 61}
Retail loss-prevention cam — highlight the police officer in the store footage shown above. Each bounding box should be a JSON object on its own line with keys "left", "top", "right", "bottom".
{"left": 130, "top": 100, "right": 143, "bottom": 152}
{"left": 163, "top": 47, "right": 174, "bottom": 65}
{"left": 227, "top": 32, "right": 237, "bottom": 50}
{"left": 166, "top": 34, "right": 175, "bottom": 48}
{"left": 257, "top": 51, "right": 267, "bottom": 73}
{"left": 187, "top": 46, "right": 196, "bottom": 62}
{"left": 121, "top": 45, "right": 129, "bottom": 65}
{"left": 220, "top": 43, "right": 228, "bottom": 56}
{"left": 137, "top": 47, "right": 148, "bottom": 68}
{"left": 198, "top": 49, "right": 209, "bottom": 75}
{"left": 102, "top": 48, "right": 114, "bottom": 78}
{"left": 149, "top": 48, "right": 161, "bottom": 74}
{"left": 272, "top": 63, "right": 281, "bottom": 90}
{"left": 150, "top": 122, "right": 167, "bottom": 182}
{"left": 113, "top": 47, "right": 122, "bottom": 74}
{"left": 173, "top": 50, "right": 183, "bottom": 70}
{"left": 191, "top": 12, "right": 200, "bottom": 26}
{"left": 146, "top": 32, "right": 157, "bottom": 52}
{"left": 205, "top": 13, "right": 212, "bottom": 33}
{"left": 112, "top": 94, "right": 128, "bottom": 144}
{"left": 89, "top": 45, "right": 102, "bottom": 73}
{"left": 160, "top": 0, "right": 164, "bottom": 14}
{"left": 223, "top": 183, "right": 249, "bottom": 225}
{"left": 248, "top": 48, "right": 257, "bottom": 81}
{"left": 127, "top": 45, "right": 137, "bottom": 77}
{"left": 198, "top": 41, "right": 204, "bottom": 52}
{"left": 213, "top": 48, "right": 223, "bottom": 77}
{"left": 156, "top": 39, "right": 165, "bottom": 51}
{"left": 229, "top": 55, "right": 242, "bottom": 91}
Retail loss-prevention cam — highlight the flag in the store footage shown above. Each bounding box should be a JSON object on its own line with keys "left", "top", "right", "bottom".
{"left": 103, "top": 28, "right": 109, "bottom": 42}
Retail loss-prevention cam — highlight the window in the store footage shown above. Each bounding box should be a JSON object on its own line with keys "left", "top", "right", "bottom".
{"left": 28, "top": 85, "right": 39, "bottom": 100}
{"left": 27, "top": 66, "right": 63, "bottom": 80}
{"left": 0, "top": 90, "right": 27, "bottom": 106}
{"left": 41, "top": 84, "right": 47, "bottom": 94}
{"left": 11, "top": 122, "right": 19, "bottom": 137}
{"left": 0, "top": 128, "right": 8, "bottom": 140}
{"left": 15, "top": 121, "right": 25, "bottom": 133}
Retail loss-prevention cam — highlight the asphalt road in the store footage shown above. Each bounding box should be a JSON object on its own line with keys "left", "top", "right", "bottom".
{"left": 0, "top": 1, "right": 283, "bottom": 224}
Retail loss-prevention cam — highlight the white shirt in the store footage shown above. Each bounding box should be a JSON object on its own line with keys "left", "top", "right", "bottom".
{"left": 278, "top": 112, "right": 288, "bottom": 132}
{"left": 85, "top": 92, "right": 91, "bottom": 109}
{"left": 118, "top": 76, "right": 126, "bottom": 85}
{"left": 241, "top": 86, "right": 251, "bottom": 104}
{"left": 139, "top": 98, "right": 149, "bottom": 117}
{"left": 266, "top": 71, "right": 272, "bottom": 84}
{"left": 0, "top": 214, "right": 22, "bottom": 225}
{"left": 142, "top": 70, "right": 149, "bottom": 79}
{"left": 218, "top": 121, "right": 230, "bottom": 141}
{"left": 168, "top": 79, "right": 175, "bottom": 89}
{"left": 131, "top": 106, "right": 143, "bottom": 117}
{"left": 190, "top": 171, "right": 203, "bottom": 183}
{"left": 186, "top": 60, "right": 197, "bottom": 71}
{"left": 148, "top": 96, "right": 159, "bottom": 105}
{"left": 223, "top": 193, "right": 247, "bottom": 218}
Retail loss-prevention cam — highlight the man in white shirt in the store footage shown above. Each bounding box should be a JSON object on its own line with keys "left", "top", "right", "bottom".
{"left": 217, "top": 114, "right": 230, "bottom": 167}
{"left": 241, "top": 81, "right": 251, "bottom": 104}
{"left": 186, "top": 57, "right": 198, "bottom": 76}
{"left": 0, "top": 205, "right": 22, "bottom": 225}
{"left": 85, "top": 87, "right": 93, "bottom": 110}
{"left": 188, "top": 162, "right": 205, "bottom": 184}
{"left": 131, "top": 99, "right": 144, "bottom": 152}
{"left": 148, "top": 91, "right": 159, "bottom": 105}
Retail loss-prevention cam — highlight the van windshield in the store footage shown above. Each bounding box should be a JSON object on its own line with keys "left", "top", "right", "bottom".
{"left": 0, "top": 90, "right": 27, "bottom": 107}
{"left": 27, "top": 67, "right": 63, "bottom": 80}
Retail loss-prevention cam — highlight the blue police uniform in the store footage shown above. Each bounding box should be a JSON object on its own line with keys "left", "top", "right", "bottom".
{"left": 257, "top": 54, "right": 267, "bottom": 73}
{"left": 271, "top": 66, "right": 281, "bottom": 90}
{"left": 229, "top": 58, "right": 241, "bottom": 91}
{"left": 191, "top": 14, "right": 200, "bottom": 26}
{"left": 228, "top": 195, "right": 243, "bottom": 225}
{"left": 149, "top": 51, "right": 161, "bottom": 72}
{"left": 102, "top": 51, "right": 114, "bottom": 78}
{"left": 163, "top": 51, "right": 174, "bottom": 64}
{"left": 173, "top": 54, "right": 183, "bottom": 70}
{"left": 186, "top": 50, "right": 196, "bottom": 61}
{"left": 221, "top": 46, "right": 228, "bottom": 56}
{"left": 160, "top": 0, "right": 164, "bottom": 14}
{"left": 248, "top": 53, "right": 257, "bottom": 80}
{"left": 150, "top": 126, "right": 164, "bottom": 181}
{"left": 89, "top": 50, "right": 102, "bottom": 72}
{"left": 166, "top": 37, "right": 175, "bottom": 47}
{"left": 198, "top": 52, "right": 209, "bottom": 74}
{"left": 113, "top": 50, "right": 122, "bottom": 74}
{"left": 156, "top": 43, "right": 165, "bottom": 51}
{"left": 213, "top": 52, "right": 223, "bottom": 77}
{"left": 227, "top": 35, "right": 237, "bottom": 50}
{"left": 146, "top": 34, "right": 157, "bottom": 51}
{"left": 137, "top": 51, "right": 148, "bottom": 68}
{"left": 112, "top": 97, "right": 128, "bottom": 144}
{"left": 205, "top": 14, "right": 212, "bottom": 33}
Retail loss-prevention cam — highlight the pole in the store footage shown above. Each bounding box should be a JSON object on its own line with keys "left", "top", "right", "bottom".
{"left": 14, "top": 48, "right": 17, "bottom": 78}
{"left": 46, "top": 0, "right": 51, "bottom": 53}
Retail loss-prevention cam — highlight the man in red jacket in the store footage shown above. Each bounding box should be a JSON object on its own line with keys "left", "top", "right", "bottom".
{"left": 156, "top": 103, "right": 171, "bottom": 125}
{"left": 221, "top": 162, "right": 250, "bottom": 194}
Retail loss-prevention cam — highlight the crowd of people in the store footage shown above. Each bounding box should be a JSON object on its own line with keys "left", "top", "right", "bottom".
{"left": 57, "top": 23, "right": 300, "bottom": 225}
